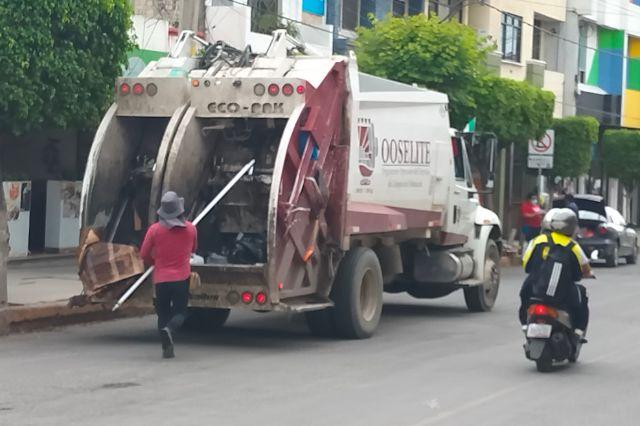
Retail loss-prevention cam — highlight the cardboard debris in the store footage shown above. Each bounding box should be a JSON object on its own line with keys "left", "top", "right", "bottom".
{"left": 78, "top": 228, "right": 145, "bottom": 296}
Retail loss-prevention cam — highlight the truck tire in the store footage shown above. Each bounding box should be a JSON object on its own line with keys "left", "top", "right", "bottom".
{"left": 183, "top": 307, "right": 230, "bottom": 332}
{"left": 305, "top": 309, "right": 336, "bottom": 337}
{"left": 464, "top": 239, "right": 500, "bottom": 312}
{"left": 331, "top": 247, "right": 383, "bottom": 339}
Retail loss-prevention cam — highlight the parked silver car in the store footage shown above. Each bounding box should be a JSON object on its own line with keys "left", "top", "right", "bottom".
{"left": 575, "top": 195, "right": 638, "bottom": 267}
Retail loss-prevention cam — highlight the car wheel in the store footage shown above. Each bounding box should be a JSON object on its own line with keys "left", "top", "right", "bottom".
{"left": 606, "top": 245, "right": 619, "bottom": 268}
{"left": 626, "top": 243, "right": 638, "bottom": 265}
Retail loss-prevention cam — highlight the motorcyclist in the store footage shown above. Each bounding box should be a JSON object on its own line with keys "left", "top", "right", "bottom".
{"left": 518, "top": 208, "right": 593, "bottom": 338}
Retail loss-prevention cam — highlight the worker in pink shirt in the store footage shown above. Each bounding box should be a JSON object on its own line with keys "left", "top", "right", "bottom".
{"left": 140, "top": 191, "right": 198, "bottom": 359}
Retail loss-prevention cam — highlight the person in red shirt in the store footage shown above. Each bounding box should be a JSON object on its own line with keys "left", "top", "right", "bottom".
{"left": 520, "top": 191, "right": 545, "bottom": 242}
{"left": 140, "top": 191, "right": 197, "bottom": 359}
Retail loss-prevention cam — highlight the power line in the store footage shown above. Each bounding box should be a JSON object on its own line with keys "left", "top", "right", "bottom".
{"left": 513, "top": 0, "right": 640, "bottom": 19}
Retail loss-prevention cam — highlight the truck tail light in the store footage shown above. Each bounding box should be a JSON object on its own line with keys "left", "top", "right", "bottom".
{"left": 120, "top": 83, "right": 130, "bottom": 95}
{"left": 146, "top": 83, "right": 158, "bottom": 96}
{"left": 192, "top": 79, "right": 200, "bottom": 87}
{"left": 268, "top": 84, "right": 279, "bottom": 96}
{"left": 254, "top": 83, "right": 266, "bottom": 96}
{"left": 241, "top": 291, "right": 253, "bottom": 304}
{"left": 255, "top": 292, "right": 267, "bottom": 305}
{"left": 296, "top": 84, "right": 305, "bottom": 94}
{"left": 133, "top": 83, "right": 144, "bottom": 95}
{"left": 282, "top": 83, "right": 294, "bottom": 96}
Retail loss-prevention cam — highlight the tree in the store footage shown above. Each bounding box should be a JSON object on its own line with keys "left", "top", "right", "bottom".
{"left": 602, "top": 129, "right": 640, "bottom": 189}
{"left": 551, "top": 116, "right": 599, "bottom": 178}
{"left": 0, "top": 0, "right": 133, "bottom": 135}
{"left": 355, "top": 14, "right": 492, "bottom": 128}
{"left": 474, "top": 76, "right": 555, "bottom": 147}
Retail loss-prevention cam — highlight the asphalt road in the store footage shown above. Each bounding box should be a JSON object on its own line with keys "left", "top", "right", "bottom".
{"left": 2, "top": 263, "right": 640, "bottom": 426}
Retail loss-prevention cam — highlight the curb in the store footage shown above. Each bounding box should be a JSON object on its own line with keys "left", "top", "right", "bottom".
{"left": 0, "top": 301, "right": 153, "bottom": 336}
{"left": 8, "top": 252, "right": 76, "bottom": 265}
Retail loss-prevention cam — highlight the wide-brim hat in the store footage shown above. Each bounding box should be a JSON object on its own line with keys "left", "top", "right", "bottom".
{"left": 157, "top": 191, "right": 185, "bottom": 222}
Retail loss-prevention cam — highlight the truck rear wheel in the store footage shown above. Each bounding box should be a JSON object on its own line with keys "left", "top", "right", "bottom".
{"left": 464, "top": 239, "right": 500, "bottom": 312}
{"left": 183, "top": 307, "right": 230, "bottom": 332}
{"left": 331, "top": 247, "right": 383, "bottom": 339}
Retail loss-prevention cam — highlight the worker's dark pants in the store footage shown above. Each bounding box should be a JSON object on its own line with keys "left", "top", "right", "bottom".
{"left": 154, "top": 280, "right": 189, "bottom": 332}
{"left": 519, "top": 277, "right": 589, "bottom": 331}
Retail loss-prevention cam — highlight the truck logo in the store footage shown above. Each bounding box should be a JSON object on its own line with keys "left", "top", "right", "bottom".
{"left": 358, "top": 120, "right": 377, "bottom": 177}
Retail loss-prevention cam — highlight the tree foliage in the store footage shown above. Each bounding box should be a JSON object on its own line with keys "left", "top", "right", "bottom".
{"left": 551, "top": 116, "right": 599, "bottom": 178}
{"left": 602, "top": 129, "right": 640, "bottom": 189}
{"left": 474, "top": 76, "right": 555, "bottom": 147}
{"left": 355, "top": 15, "right": 555, "bottom": 145}
{"left": 355, "top": 14, "right": 492, "bottom": 128}
{"left": 0, "top": 0, "right": 133, "bottom": 135}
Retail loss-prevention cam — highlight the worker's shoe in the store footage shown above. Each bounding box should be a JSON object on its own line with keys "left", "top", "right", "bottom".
{"left": 160, "top": 327, "right": 175, "bottom": 359}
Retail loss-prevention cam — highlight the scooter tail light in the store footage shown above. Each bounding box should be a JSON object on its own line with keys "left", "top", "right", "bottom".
{"left": 528, "top": 304, "right": 559, "bottom": 319}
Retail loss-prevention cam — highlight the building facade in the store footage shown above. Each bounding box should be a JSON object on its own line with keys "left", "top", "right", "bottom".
{"left": 569, "top": 0, "right": 640, "bottom": 128}
{"left": 464, "top": 0, "right": 567, "bottom": 118}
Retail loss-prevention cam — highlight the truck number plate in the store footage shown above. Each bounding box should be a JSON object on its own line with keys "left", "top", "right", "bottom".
{"left": 526, "top": 324, "right": 552, "bottom": 338}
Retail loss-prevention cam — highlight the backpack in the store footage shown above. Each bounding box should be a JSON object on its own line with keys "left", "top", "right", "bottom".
{"left": 531, "top": 236, "right": 580, "bottom": 304}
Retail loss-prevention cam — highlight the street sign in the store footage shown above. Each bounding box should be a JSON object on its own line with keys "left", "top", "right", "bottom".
{"left": 528, "top": 130, "right": 554, "bottom": 169}
{"left": 528, "top": 155, "right": 553, "bottom": 169}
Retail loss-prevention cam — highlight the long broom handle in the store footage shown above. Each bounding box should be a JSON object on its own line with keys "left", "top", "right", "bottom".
{"left": 112, "top": 159, "right": 256, "bottom": 312}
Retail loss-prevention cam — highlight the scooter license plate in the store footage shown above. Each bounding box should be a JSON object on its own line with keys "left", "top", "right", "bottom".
{"left": 526, "top": 324, "right": 552, "bottom": 338}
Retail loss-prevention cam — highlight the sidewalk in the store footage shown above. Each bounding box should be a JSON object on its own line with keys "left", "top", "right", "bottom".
{"left": 7, "top": 257, "right": 81, "bottom": 305}
{"left": 1, "top": 257, "right": 152, "bottom": 335}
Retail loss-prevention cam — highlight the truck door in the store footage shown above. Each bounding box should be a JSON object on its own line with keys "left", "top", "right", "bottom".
{"left": 445, "top": 136, "right": 478, "bottom": 244}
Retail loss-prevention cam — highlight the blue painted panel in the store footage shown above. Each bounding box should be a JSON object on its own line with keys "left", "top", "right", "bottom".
{"left": 303, "top": 0, "right": 325, "bottom": 15}
{"left": 599, "top": 48, "right": 623, "bottom": 95}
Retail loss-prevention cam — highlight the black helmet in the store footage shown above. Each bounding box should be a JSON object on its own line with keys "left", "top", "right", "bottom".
{"left": 542, "top": 208, "right": 577, "bottom": 236}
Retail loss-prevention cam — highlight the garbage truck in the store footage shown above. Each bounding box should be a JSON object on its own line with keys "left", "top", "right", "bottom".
{"left": 80, "top": 31, "right": 502, "bottom": 339}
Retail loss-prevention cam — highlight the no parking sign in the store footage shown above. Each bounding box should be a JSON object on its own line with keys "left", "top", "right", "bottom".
{"left": 528, "top": 130, "right": 555, "bottom": 169}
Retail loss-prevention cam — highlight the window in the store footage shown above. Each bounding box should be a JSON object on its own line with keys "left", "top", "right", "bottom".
{"left": 408, "top": 0, "right": 424, "bottom": 16}
{"left": 249, "top": 0, "right": 279, "bottom": 35}
{"left": 392, "top": 0, "right": 406, "bottom": 16}
{"left": 452, "top": 138, "right": 465, "bottom": 180}
{"left": 448, "top": 0, "right": 463, "bottom": 22}
{"left": 428, "top": 1, "right": 439, "bottom": 17}
{"left": 607, "top": 207, "right": 626, "bottom": 226}
{"left": 342, "top": 0, "right": 360, "bottom": 31}
{"left": 502, "top": 13, "right": 522, "bottom": 62}
{"left": 578, "top": 24, "right": 588, "bottom": 83}
{"left": 532, "top": 19, "right": 542, "bottom": 60}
